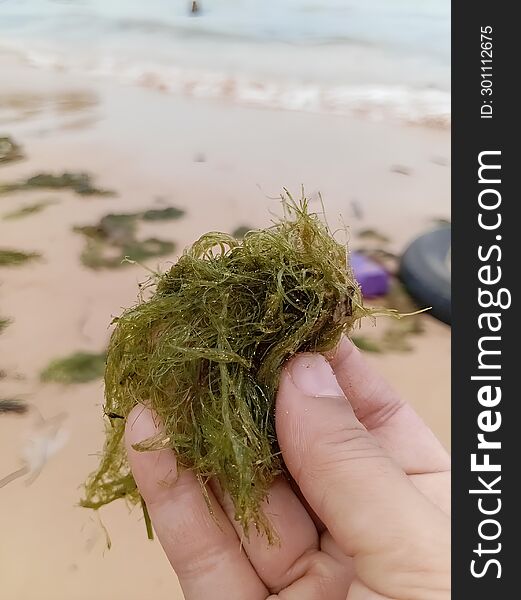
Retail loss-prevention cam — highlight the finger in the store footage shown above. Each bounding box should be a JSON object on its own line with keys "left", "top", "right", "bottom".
{"left": 266, "top": 551, "right": 353, "bottom": 600}
{"left": 275, "top": 353, "right": 449, "bottom": 564}
{"left": 215, "top": 475, "right": 325, "bottom": 592}
{"left": 125, "top": 406, "right": 267, "bottom": 600}
{"left": 327, "top": 337, "right": 450, "bottom": 474}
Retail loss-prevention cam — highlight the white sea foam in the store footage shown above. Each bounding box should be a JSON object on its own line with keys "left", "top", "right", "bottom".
{"left": 4, "top": 46, "right": 449, "bottom": 127}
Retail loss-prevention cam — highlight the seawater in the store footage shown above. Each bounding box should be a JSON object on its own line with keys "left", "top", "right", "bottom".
{"left": 0, "top": 0, "right": 450, "bottom": 125}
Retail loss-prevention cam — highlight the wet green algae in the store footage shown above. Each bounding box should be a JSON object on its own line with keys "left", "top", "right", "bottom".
{"left": 74, "top": 208, "right": 182, "bottom": 269}
{"left": 82, "top": 199, "right": 383, "bottom": 540}
{"left": 0, "top": 136, "right": 23, "bottom": 165}
{"left": 41, "top": 351, "right": 106, "bottom": 384}
{"left": 0, "top": 172, "right": 113, "bottom": 196}
{"left": 232, "top": 225, "right": 254, "bottom": 240}
{"left": 0, "top": 316, "right": 11, "bottom": 334}
{"left": 0, "top": 248, "right": 41, "bottom": 267}
{"left": 0, "top": 399, "right": 29, "bottom": 415}
{"left": 2, "top": 199, "right": 56, "bottom": 220}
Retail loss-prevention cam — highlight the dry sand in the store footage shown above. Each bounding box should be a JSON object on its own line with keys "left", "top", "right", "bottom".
{"left": 0, "top": 57, "right": 450, "bottom": 600}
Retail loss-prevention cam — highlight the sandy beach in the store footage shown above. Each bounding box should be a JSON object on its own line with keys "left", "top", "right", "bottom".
{"left": 1, "top": 53, "right": 450, "bottom": 600}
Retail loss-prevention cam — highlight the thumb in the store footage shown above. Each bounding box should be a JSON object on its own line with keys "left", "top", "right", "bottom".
{"left": 275, "top": 353, "right": 447, "bottom": 560}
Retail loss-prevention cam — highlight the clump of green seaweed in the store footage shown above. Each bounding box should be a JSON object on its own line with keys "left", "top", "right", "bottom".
{"left": 81, "top": 197, "right": 394, "bottom": 540}
{"left": 0, "top": 172, "right": 114, "bottom": 196}
{"left": 41, "top": 351, "right": 106, "bottom": 384}
{"left": 0, "top": 248, "right": 41, "bottom": 267}
{"left": 0, "top": 136, "right": 23, "bottom": 165}
{"left": 74, "top": 208, "right": 181, "bottom": 269}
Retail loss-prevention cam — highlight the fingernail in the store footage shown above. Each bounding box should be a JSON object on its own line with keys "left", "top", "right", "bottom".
{"left": 288, "top": 354, "right": 345, "bottom": 398}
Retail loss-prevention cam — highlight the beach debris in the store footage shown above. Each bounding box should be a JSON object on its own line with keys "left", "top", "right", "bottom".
{"left": 353, "top": 220, "right": 398, "bottom": 277}
{"left": 351, "top": 251, "right": 390, "bottom": 298}
{"left": 81, "top": 194, "right": 402, "bottom": 541}
{"left": 0, "top": 410, "right": 68, "bottom": 489}
{"left": 75, "top": 209, "right": 180, "bottom": 269}
{"left": 0, "top": 248, "right": 41, "bottom": 267}
{"left": 41, "top": 351, "right": 106, "bottom": 384}
{"left": 399, "top": 226, "right": 451, "bottom": 325}
{"left": 0, "top": 398, "right": 29, "bottom": 415}
{"left": 0, "top": 172, "right": 114, "bottom": 196}
{"left": 356, "top": 248, "right": 399, "bottom": 278}
{"left": 2, "top": 199, "right": 57, "bottom": 220}
{"left": 231, "top": 225, "right": 255, "bottom": 239}
{"left": 390, "top": 164, "right": 412, "bottom": 176}
{"left": 0, "top": 136, "right": 23, "bottom": 165}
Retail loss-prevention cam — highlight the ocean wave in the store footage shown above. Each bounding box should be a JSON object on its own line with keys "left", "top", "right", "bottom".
{"left": 5, "top": 46, "right": 451, "bottom": 127}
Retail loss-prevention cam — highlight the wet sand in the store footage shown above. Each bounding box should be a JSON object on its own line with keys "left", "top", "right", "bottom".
{"left": 0, "top": 56, "right": 450, "bottom": 600}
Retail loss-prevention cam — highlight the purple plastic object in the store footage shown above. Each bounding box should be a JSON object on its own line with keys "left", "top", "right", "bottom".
{"left": 351, "top": 251, "right": 390, "bottom": 298}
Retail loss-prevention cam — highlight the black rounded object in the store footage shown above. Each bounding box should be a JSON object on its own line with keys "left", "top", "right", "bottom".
{"left": 399, "top": 226, "right": 451, "bottom": 325}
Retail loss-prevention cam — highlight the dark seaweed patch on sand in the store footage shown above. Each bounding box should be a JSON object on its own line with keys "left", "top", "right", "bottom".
{"left": 0, "top": 248, "right": 41, "bottom": 267}
{"left": 74, "top": 208, "right": 183, "bottom": 269}
{"left": 0, "top": 136, "right": 24, "bottom": 165}
{"left": 41, "top": 351, "right": 106, "bottom": 384}
{"left": 2, "top": 199, "right": 56, "bottom": 220}
{"left": 0, "top": 172, "right": 114, "bottom": 197}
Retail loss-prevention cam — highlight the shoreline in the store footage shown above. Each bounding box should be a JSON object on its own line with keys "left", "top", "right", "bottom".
{"left": 0, "top": 48, "right": 450, "bottom": 128}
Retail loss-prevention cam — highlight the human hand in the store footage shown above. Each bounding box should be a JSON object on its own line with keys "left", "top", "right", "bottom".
{"left": 125, "top": 337, "right": 451, "bottom": 599}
